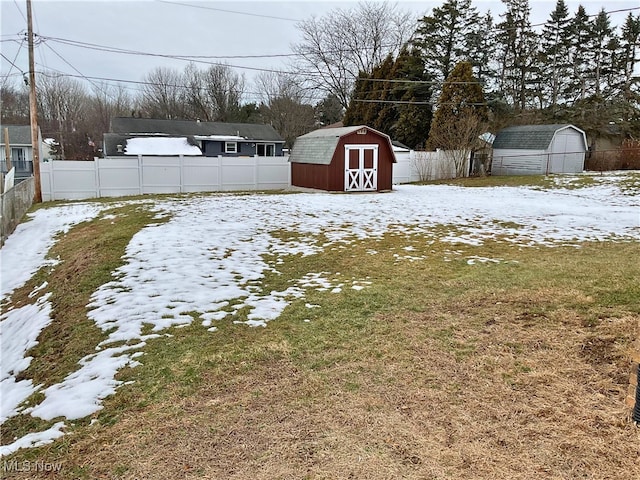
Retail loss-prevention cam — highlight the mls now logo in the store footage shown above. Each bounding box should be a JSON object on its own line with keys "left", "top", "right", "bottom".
{"left": 3, "top": 460, "right": 63, "bottom": 473}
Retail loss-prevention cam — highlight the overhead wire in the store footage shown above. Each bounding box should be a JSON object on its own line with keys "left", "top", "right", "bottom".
{"left": 155, "top": 0, "right": 301, "bottom": 22}
{"left": 1, "top": 44, "right": 26, "bottom": 89}
{"left": 2, "top": 3, "right": 637, "bottom": 109}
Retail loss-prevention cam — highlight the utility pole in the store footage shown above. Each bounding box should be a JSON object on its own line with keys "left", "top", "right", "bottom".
{"left": 26, "top": 0, "right": 42, "bottom": 202}
{"left": 4, "top": 127, "right": 11, "bottom": 172}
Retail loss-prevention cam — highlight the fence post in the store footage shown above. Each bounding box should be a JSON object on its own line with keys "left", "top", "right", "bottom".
{"left": 254, "top": 154, "right": 258, "bottom": 190}
{"left": 218, "top": 155, "right": 223, "bottom": 190}
{"left": 49, "top": 160, "right": 55, "bottom": 200}
{"left": 545, "top": 153, "right": 550, "bottom": 175}
{"left": 94, "top": 157, "right": 100, "bottom": 198}
{"left": 138, "top": 155, "right": 143, "bottom": 195}
{"left": 179, "top": 155, "right": 184, "bottom": 193}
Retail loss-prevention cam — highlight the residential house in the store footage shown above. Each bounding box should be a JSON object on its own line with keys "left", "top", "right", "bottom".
{"left": 104, "top": 117, "right": 285, "bottom": 157}
{"left": 0, "top": 124, "right": 45, "bottom": 181}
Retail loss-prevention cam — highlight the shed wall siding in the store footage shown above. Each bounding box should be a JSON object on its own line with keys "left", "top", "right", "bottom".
{"left": 492, "top": 148, "right": 546, "bottom": 175}
{"left": 291, "top": 162, "right": 330, "bottom": 190}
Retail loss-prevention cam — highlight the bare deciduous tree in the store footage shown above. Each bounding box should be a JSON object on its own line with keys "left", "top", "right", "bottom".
{"left": 255, "top": 71, "right": 315, "bottom": 148}
{"left": 37, "top": 73, "right": 89, "bottom": 159}
{"left": 427, "top": 114, "right": 484, "bottom": 177}
{"left": 292, "top": 1, "right": 414, "bottom": 108}
{"left": 199, "top": 64, "right": 245, "bottom": 122}
{"left": 138, "top": 66, "right": 186, "bottom": 119}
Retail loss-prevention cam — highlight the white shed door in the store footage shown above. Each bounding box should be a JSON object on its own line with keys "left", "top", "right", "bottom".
{"left": 344, "top": 144, "right": 378, "bottom": 191}
{"left": 549, "top": 130, "right": 585, "bottom": 173}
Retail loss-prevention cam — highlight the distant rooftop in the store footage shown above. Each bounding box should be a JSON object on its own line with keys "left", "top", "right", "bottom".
{"left": 111, "top": 117, "right": 284, "bottom": 142}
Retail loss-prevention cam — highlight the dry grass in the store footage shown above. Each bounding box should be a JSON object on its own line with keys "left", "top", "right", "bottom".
{"left": 19, "top": 297, "right": 639, "bottom": 480}
{"left": 2, "top": 200, "right": 639, "bottom": 479}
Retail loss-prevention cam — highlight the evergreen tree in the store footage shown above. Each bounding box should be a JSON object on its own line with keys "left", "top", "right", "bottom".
{"left": 538, "top": 0, "right": 572, "bottom": 108}
{"left": 315, "top": 94, "right": 344, "bottom": 126}
{"left": 620, "top": 13, "right": 640, "bottom": 98}
{"left": 567, "top": 5, "right": 593, "bottom": 102}
{"left": 388, "top": 46, "right": 433, "bottom": 149}
{"left": 413, "top": 0, "right": 481, "bottom": 85}
{"left": 343, "top": 72, "right": 372, "bottom": 126}
{"left": 344, "top": 47, "right": 432, "bottom": 148}
{"left": 467, "top": 12, "right": 499, "bottom": 89}
{"left": 496, "top": 0, "right": 539, "bottom": 111}
{"left": 615, "top": 13, "right": 640, "bottom": 136}
{"left": 344, "top": 55, "right": 395, "bottom": 130}
{"left": 589, "top": 9, "right": 616, "bottom": 96}
{"left": 426, "top": 61, "right": 487, "bottom": 176}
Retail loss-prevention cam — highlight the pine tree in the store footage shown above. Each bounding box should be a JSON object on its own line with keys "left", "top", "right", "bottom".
{"left": 589, "top": 9, "right": 616, "bottom": 96}
{"left": 389, "top": 46, "right": 433, "bottom": 149}
{"left": 466, "top": 12, "right": 499, "bottom": 89}
{"left": 366, "top": 55, "right": 395, "bottom": 131}
{"left": 567, "top": 5, "right": 593, "bottom": 102}
{"left": 426, "top": 61, "right": 487, "bottom": 176}
{"left": 343, "top": 72, "right": 372, "bottom": 126}
{"left": 413, "top": 0, "right": 481, "bottom": 85}
{"left": 496, "top": 0, "right": 539, "bottom": 111}
{"left": 620, "top": 13, "right": 640, "bottom": 98}
{"left": 344, "top": 55, "right": 396, "bottom": 130}
{"left": 538, "top": 0, "right": 572, "bottom": 108}
{"left": 616, "top": 13, "right": 640, "bottom": 136}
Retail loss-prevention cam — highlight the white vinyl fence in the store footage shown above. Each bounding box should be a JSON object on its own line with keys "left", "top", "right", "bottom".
{"left": 393, "top": 150, "right": 464, "bottom": 183}
{"left": 41, "top": 155, "right": 292, "bottom": 201}
{"left": 40, "top": 151, "right": 464, "bottom": 201}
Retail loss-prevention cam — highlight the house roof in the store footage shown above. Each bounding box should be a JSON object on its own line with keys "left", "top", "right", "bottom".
{"left": 110, "top": 117, "right": 284, "bottom": 142}
{"left": 103, "top": 133, "right": 202, "bottom": 156}
{"left": 493, "top": 124, "right": 583, "bottom": 150}
{"left": 0, "top": 125, "right": 34, "bottom": 145}
{"left": 289, "top": 126, "right": 396, "bottom": 165}
{"left": 125, "top": 137, "right": 202, "bottom": 156}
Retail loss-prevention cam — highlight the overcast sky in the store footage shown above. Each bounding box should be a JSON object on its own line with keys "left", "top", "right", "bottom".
{"left": 1, "top": 0, "right": 636, "bottom": 103}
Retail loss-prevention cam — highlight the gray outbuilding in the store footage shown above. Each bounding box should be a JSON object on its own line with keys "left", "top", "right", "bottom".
{"left": 492, "top": 124, "right": 587, "bottom": 175}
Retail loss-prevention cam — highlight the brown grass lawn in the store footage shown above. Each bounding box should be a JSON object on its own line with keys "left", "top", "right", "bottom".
{"left": 2, "top": 193, "right": 639, "bottom": 479}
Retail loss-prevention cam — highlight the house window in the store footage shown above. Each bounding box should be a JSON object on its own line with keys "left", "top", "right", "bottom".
{"left": 11, "top": 148, "right": 27, "bottom": 171}
{"left": 225, "top": 142, "right": 237, "bottom": 154}
{"left": 256, "top": 143, "right": 276, "bottom": 156}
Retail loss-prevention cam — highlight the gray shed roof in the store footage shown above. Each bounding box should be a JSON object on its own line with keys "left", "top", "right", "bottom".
{"left": 110, "top": 117, "right": 284, "bottom": 142}
{"left": 289, "top": 126, "right": 394, "bottom": 165}
{"left": 493, "top": 124, "right": 582, "bottom": 150}
{"left": 0, "top": 125, "right": 33, "bottom": 145}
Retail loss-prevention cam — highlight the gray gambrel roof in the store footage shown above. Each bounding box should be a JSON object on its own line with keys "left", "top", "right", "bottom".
{"left": 289, "top": 126, "right": 395, "bottom": 165}
{"left": 0, "top": 125, "right": 33, "bottom": 145}
{"left": 493, "top": 124, "right": 585, "bottom": 150}
{"left": 110, "top": 117, "right": 284, "bottom": 142}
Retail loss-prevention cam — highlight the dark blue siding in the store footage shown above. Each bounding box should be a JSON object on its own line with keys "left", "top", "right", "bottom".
{"left": 203, "top": 140, "right": 284, "bottom": 157}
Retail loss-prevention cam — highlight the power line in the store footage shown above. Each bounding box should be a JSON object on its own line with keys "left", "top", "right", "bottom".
{"left": 42, "top": 35, "right": 301, "bottom": 60}
{"left": 1, "top": 44, "right": 26, "bottom": 89}
{"left": 12, "top": 0, "right": 27, "bottom": 23}
{"left": 36, "top": 35, "right": 309, "bottom": 76}
{"left": 156, "top": 0, "right": 300, "bottom": 22}
{"left": 354, "top": 99, "right": 487, "bottom": 106}
{"left": 41, "top": 41, "right": 103, "bottom": 93}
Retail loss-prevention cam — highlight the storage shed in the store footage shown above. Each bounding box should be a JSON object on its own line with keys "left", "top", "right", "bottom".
{"left": 492, "top": 124, "right": 587, "bottom": 175}
{"left": 289, "top": 126, "right": 396, "bottom": 192}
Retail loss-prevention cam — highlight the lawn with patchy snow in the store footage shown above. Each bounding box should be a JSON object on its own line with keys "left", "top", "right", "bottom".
{"left": 1, "top": 173, "right": 638, "bottom": 456}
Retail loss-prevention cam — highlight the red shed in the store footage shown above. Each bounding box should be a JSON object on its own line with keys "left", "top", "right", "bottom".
{"left": 289, "top": 126, "right": 396, "bottom": 192}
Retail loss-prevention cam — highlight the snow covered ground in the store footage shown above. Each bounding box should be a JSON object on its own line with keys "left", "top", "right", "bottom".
{"left": 1, "top": 174, "right": 638, "bottom": 455}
